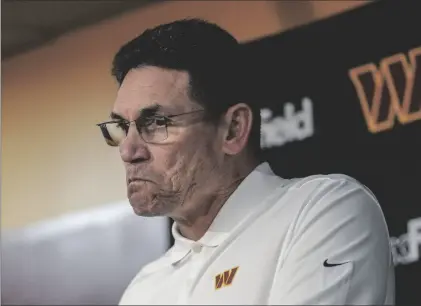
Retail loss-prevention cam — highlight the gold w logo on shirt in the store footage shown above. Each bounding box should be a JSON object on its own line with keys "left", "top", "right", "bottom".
{"left": 214, "top": 266, "right": 239, "bottom": 290}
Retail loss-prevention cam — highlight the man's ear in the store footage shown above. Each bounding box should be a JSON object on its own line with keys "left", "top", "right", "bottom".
{"left": 221, "top": 103, "right": 253, "bottom": 156}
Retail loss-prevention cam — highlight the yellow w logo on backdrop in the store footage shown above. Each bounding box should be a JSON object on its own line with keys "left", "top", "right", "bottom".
{"left": 348, "top": 46, "right": 421, "bottom": 133}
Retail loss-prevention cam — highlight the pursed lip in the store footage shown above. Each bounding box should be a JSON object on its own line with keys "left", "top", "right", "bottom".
{"left": 127, "top": 177, "right": 152, "bottom": 184}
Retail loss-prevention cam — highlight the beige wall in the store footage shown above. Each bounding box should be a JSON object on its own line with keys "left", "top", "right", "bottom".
{"left": 1, "top": 1, "right": 368, "bottom": 229}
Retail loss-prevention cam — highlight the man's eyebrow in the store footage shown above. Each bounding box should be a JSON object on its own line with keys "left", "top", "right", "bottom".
{"left": 140, "top": 104, "right": 162, "bottom": 116}
{"left": 110, "top": 112, "right": 126, "bottom": 120}
{"left": 137, "top": 104, "right": 181, "bottom": 118}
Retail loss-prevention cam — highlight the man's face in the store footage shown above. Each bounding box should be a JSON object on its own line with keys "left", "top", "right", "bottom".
{"left": 112, "top": 66, "right": 224, "bottom": 218}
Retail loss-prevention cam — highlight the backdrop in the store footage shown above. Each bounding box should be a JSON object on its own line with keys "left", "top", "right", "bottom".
{"left": 241, "top": 0, "right": 420, "bottom": 305}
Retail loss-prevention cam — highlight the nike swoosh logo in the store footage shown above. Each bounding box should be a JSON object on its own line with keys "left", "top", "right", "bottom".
{"left": 323, "top": 259, "right": 349, "bottom": 267}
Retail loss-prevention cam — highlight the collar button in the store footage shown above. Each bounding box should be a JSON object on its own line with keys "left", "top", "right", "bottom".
{"left": 191, "top": 243, "right": 203, "bottom": 253}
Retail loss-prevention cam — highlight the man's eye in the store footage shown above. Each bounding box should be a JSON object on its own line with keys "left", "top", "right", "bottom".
{"left": 143, "top": 116, "right": 168, "bottom": 127}
{"left": 154, "top": 117, "right": 167, "bottom": 126}
{"left": 116, "top": 121, "right": 129, "bottom": 131}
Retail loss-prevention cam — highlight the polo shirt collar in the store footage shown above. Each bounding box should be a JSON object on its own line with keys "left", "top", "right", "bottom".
{"left": 169, "top": 162, "right": 282, "bottom": 264}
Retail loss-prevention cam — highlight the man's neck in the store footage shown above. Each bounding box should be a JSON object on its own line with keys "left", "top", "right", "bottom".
{"left": 172, "top": 159, "right": 259, "bottom": 241}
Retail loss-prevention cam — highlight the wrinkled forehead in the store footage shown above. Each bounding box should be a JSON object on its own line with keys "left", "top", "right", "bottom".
{"left": 112, "top": 66, "right": 197, "bottom": 120}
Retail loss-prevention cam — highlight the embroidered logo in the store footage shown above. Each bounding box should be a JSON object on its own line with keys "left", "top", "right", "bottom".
{"left": 215, "top": 266, "right": 239, "bottom": 290}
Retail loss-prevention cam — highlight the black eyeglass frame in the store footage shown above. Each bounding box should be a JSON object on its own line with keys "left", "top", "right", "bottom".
{"left": 96, "top": 109, "right": 205, "bottom": 145}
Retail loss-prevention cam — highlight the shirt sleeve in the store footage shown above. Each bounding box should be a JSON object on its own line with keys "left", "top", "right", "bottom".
{"left": 268, "top": 177, "right": 395, "bottom": 305}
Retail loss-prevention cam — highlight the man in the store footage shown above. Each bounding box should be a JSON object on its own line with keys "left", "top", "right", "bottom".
{"left": 97, "top": 19, "right": 394, "bottom": 305}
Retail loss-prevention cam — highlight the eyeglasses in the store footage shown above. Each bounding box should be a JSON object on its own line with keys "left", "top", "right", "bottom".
{"left": 96, "top": 109, "right": 204, "bottom": 146}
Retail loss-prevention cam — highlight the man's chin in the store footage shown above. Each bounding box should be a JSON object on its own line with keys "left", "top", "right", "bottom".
{"left": 131, "top": 206, "right": 162, "bottom": 217}
{"left": 128, "top": 195, "right": 165, "bottom": 217}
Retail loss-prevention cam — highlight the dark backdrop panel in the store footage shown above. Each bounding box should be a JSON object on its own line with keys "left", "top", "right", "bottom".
{"left": 242, "top": 1, "right": 420, "bottom": 305}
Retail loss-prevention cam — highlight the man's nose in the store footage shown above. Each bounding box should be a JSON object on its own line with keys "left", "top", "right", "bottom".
{"left": 119, "top": 124, "right": 150, "bottom": 163}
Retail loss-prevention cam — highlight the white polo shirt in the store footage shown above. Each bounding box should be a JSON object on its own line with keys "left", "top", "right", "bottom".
{"left": 119, "top": 163, "right": 395, "bottom": 305}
